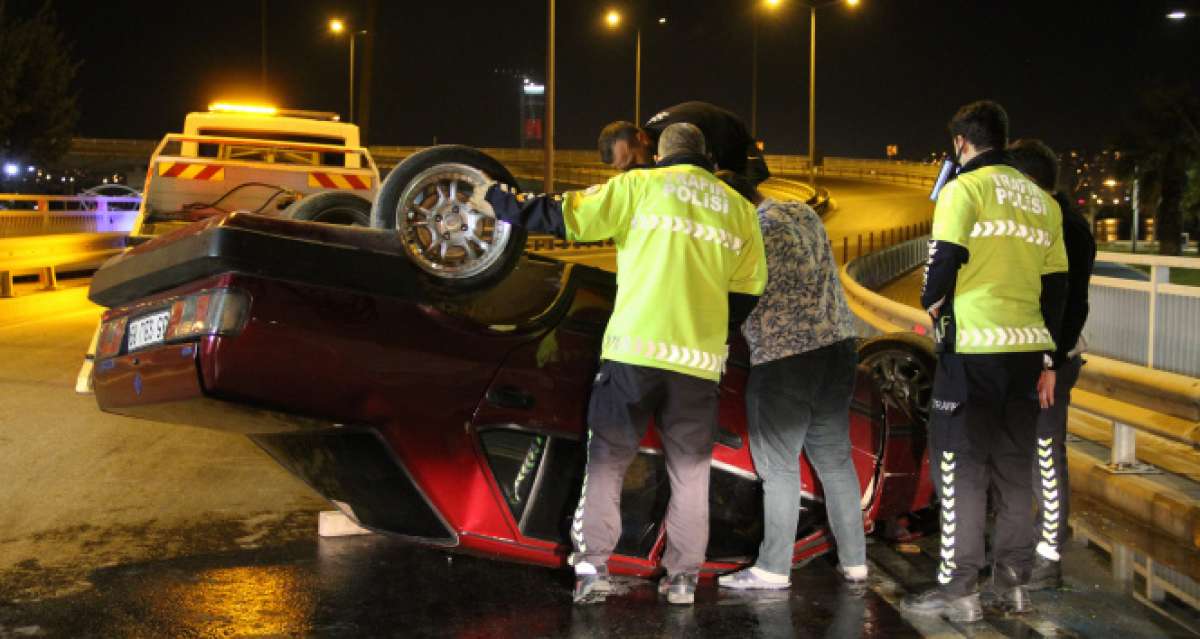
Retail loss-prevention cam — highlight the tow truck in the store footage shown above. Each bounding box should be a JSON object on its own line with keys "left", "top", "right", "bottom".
{"left": 76, "top": 102, "right": 382, "bottom": 391}
{"left": 131, "top": 102, "right": 380, "bottom": 237}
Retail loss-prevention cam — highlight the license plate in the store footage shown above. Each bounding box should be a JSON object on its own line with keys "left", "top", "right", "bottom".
{"left": 127, "top": 311, "right": 170, "bottom": 351}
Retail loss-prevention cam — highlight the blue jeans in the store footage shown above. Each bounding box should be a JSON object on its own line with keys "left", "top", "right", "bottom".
{"left": 746, "top": 338, "right": 865, "bottom": 575}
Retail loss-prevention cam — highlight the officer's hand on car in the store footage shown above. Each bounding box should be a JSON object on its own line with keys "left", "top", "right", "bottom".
{"left": 1037, "top": 369, "right": 1056, "bottom": 409}
{"left": 475, "top": 179, "right": 521, "bottom": 226}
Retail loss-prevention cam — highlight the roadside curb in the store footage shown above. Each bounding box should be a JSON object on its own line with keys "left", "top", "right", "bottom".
{"left": 1067, "top": 442, "right": 1200, "bottom": 549}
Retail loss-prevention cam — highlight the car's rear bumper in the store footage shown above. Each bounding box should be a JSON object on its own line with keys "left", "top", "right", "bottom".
{"left": 95, "top": 338, "right": 336, "bottom": 434}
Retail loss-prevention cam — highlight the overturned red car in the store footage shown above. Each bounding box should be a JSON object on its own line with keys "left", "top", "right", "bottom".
{"left": 87, "top": 147, "right": 936, "bottom": 578}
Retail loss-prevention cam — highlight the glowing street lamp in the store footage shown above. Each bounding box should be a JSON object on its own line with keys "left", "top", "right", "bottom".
{"left": 764, "top": 0, "right": 860, "bottom": 186}
{"left": 604, "top": 9, "right": 667, "bottom": 124}
{"left": 1166, "top": 10, "right": 1187, "bottom": 20}
{"left": 328, "top": 18, "right": 367, "bottom": 123}
{"left": 801, "top": 1, "right": 859, "bottom": 186}
{"left": 752, "top": 0, "right": 787, "bottom": 138}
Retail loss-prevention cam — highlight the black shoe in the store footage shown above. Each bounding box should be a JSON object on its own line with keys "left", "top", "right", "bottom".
{"left": 901, "top": 588, "right": 983, "bottom": 623}
{"left": 1027, "top": 556, "right": 1062, "bottom": 591}
{"left": 985, "top": 564, "right": 1034, "bottom": 614}
{"left": 658, "top": 573, "right": 698, "bottom": 605}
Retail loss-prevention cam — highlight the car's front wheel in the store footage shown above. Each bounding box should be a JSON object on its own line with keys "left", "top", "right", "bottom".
{"left": 372, "top": 145, "right": 525, "bottom": 290}
{"left": 857, "top": 332, "right": 935, "bottom": 427}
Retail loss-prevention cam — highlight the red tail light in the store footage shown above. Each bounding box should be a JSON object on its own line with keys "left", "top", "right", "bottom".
{"left": 96, "top": 288, "right": 250, "bottom": 358}
{"left": 97, "top": 317, "right": 128, "bottom": 359}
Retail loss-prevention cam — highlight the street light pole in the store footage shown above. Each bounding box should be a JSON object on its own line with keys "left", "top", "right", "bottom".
{"left": 606, "top": 11, "right": 663, "bottom": 125}
{"left": 545, "top": 0, "right": 556, "bottom": 193}
{"left": 349, "top": 33, "right": 356, "bottom": 123}
{"left": 328, "top": 19, "right": 366, "bottom": 123}
{"left": 635, "top": 28, "right": 642, "bottom": 124}
{"left": 809, "top": 5, "right": 817, "bottom": 187}
{"left": 751, "top": 14, "right": 759, "bottom": 138}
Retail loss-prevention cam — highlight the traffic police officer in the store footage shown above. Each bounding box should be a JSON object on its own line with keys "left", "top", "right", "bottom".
{"left": 482, "top": 123, "right": 768, "bottom": 605}
{"left": 902, "top": 101, "right": 1069, "bottom": 622}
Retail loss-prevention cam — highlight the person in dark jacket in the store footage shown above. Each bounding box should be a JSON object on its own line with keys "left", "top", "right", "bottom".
{"left": 902, "top": 101, "right": 1069, "bottom": 622}
{"left": 1008, "top": 138, "right": 1097, "bottom": 591}
{"left": 598, "top": 101, "right": 770, "bottom": 185}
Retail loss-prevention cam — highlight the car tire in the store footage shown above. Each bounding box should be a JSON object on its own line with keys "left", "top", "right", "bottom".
{"left": 857, "top": 332, "right": 936, "bottom": 425}
{"left": 284, "top": 191, "right": 371, "bottom": 226}
{"left": 372, "top": 145, "right": 526, "bottom": 291}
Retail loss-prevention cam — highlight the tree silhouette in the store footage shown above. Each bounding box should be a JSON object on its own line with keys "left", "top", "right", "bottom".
{"left": 1118, "top": 85, "right": 1200, "bottom": 255}
{"left": 0, "top": 1, "right": 79, "bottom": 167}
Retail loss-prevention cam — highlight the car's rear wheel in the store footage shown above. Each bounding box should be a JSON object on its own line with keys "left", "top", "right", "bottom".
{"left": 857, "top": 332, "right": 935, "bottom": 425}
{"left": 285, "top": 191, "right": 372, "bottom": 226}
{"left": 372, "top": 145, "right": 525, "bottom": 290}
{"left": 858, "top": 333, "right": 938, "bottom": 539}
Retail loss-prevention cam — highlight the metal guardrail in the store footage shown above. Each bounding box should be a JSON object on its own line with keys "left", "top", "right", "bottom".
{"left": 839, "top": 236, "right": 1200, "bottom": 469}
{"left": 0, "top": 232, "right": 125, "bottom": 297}
{"left": 821, "top": 158, "right": 939, "bottom": 189}
{"left": 0, "top": 195, "right": 141, "bottom": 237}
{"left": 73, "top": 138, "right": 943, "bottom": 189}
{"left": 1073, "top": 515, "right": 1200, "bottom": 633}
{"left": 1086, "top": 251, "right": 1200, "bottom": 378}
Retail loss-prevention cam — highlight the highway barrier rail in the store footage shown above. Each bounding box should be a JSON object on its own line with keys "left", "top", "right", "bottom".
{"left": 1, "top": 195, "right": 140, "bottom": 237}
{"left": 0, "top": 232, "right": 125, "bottom": 297}
{"left": 1087, "top": 251, "right": 1200, "bottom": 379}
{"left": 822, "top": 157, "right": 939, "bottom": 189}
{"left": 76, "top": 138, "right": 943, "bottom": 191}
{"left": 840, "top": 236, "right": 1200, "bottom": 472}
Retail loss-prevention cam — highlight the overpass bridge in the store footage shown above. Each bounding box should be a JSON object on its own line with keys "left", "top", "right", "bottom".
{"left": 1, "top": 149, "right": 1199, "bottom": 637}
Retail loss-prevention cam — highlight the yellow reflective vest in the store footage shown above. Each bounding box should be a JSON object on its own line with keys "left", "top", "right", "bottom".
{"left": 932, "top": 164, "right": 1069, "bottom": 353}
{"left": 562, "top": 164, "right": 767, "bottom": 380}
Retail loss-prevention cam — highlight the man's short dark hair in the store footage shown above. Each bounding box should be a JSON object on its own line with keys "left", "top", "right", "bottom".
{"left": 948, "top": 100, "right": 1008, "bottom": 151}
{"left": 1008, "top": 139, "right": 1060, "bottom": 191}
{"left": 598, "top": 121, "right": 643, "bottom": 164}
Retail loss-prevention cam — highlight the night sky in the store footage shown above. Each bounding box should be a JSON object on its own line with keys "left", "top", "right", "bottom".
{"left": 32, "top": 0, "right": 1200, "bottom": 159}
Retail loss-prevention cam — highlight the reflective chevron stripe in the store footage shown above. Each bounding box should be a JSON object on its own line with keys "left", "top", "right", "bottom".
{"left": 968, "top": 219, "right": 1052, "bottom": 246}
{"left": 308, "top": 172, "right": 372, "bottom": 190}
{"left": 603, "top": 334, "right": 728, "bottom": 375}
{"left": 157, "top": 162, "right": 225, "bottom": 181}
{"left": 957, "top": 326, "right": 1054, "bottom": 349}
{"left": 937, "top": 451, "right": 958, "bottom": 585}
{"left": 1036, "top": 436, "right": 1062, "bottom": 561}
{"left": 511, "top": 435, "right": 545, "bottom": 505}
{"left": 630, "top": 214, "right": 746, "bottom": 253}
{"left": 569, "top": 429, "right": 594, "bottom": 564}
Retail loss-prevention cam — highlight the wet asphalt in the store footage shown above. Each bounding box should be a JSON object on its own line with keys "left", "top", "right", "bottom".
{"left": 0, "top": 527, "right": 913, "bottom": 639}
{"left": 3, "top": 498, "right": 1198, "bottom": 639}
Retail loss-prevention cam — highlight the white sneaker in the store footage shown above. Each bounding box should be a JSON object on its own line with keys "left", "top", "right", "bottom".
{"left": 718, "top": 566, "right": 790, "bottom": 590}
